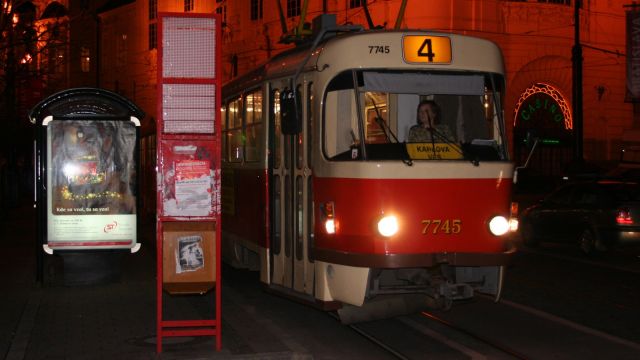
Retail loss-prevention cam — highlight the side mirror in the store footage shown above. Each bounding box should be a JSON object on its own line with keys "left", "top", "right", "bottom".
{"left": 513, "top": 137, "right": 539, "bottom": 184}
{"left": 281, "top": 90, "right": 301, "bottom": 135}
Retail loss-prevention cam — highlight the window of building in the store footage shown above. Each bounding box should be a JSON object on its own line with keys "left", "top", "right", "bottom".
{"left": 184, "top": 0, "right": 194, "bottom": 12}
{"left": 117, "top": 34, "right": 128, "bottom": 68}
{"left": 509, "top": 0, "right": 580, "bottom": 7}
{"left": 53, "top": 47, "right": 65, "bottom": 74}
{"left": 80, "top": 47, "right": 90, "bottom": 72}
{"left": 251, "top": 0, "right": 263, "bottom": 21}
{"left": 538, "top": 0, "right": 570, "bottom": 4}
{"left": 148, "top": 0, "right": 157, "bottom": 50}
{"left": 287, "top": 0, "right": 300, "bottom": 18}
{"left": 149, "top": 23, "right": 157, "bottom": 50}
{"left": 349, "top": 0, "right": 365, "bottom": 8}
{"left": 149, "top": 0, "right": 157, "bottom": 20}
{"left": 216, "top": 5, "right": 227, "bottom": 23}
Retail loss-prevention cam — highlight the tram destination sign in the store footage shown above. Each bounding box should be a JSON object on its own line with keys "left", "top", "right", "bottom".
{"left": 402, "top": 35, "right": 452, "bottom": 64}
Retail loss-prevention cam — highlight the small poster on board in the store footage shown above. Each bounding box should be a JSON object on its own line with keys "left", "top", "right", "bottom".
{"left": 175, "top": 235, "right": 204, "bottom": 274}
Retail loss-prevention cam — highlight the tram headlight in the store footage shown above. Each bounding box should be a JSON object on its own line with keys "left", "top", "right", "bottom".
{"left": 488, "top": 216, "right": 510, "bottom": 236}
{"left": 377, "top": 215, "right": 399, "bottom": 237}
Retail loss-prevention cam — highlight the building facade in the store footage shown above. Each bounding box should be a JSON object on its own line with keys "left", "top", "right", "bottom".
{"left": 20, "top": 1, "right": 636, "bottom": 181}
{"left": 211, "top": 0, "right": 635, "bottom": 180}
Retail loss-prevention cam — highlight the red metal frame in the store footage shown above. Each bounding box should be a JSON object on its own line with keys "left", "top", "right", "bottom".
{"left": 156, "top": 12, "right": 222, "bottom": 353}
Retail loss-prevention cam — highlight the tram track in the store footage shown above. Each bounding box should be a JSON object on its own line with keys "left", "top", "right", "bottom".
{"left": 336, "top": 294, "right": 640, "bottom": 360}
{"left": 418, "top": 310, "right": 530, "bottom": 360}
{"left": 339, "top": 291, "right": 640, "bottom": 360}
{"left": 340, "top": 307, "right": 530, "bottom": 359}
{"left": 328, "top": 311, "right": 409, "bottom": 359}
{"left": 347, "top": 322, "right": 411, "bottom": 360}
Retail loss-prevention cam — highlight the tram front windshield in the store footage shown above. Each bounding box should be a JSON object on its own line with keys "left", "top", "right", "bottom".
{"left": 323, "top": 70, "right": 507, "bottom": 162}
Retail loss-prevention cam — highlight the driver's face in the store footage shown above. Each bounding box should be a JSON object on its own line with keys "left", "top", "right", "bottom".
{"left": 418, "top": 104, "right": 436, "bottom": 127}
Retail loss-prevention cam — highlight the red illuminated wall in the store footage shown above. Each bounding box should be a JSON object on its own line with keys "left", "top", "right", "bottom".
{"left": 215, "top": 0, "right": 631, "bottom": 169}
{"left": 94, "top": 1, "right": 633, "bottom": 172}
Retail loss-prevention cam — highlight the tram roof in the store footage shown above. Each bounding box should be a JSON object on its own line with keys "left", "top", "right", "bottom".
{"left": 222, "top": 30, "right": 504, "bottom": 97}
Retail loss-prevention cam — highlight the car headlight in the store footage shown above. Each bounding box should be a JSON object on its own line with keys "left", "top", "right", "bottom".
{"left": 489, "top": 216, "right": 510, "bottom": 236}
{"left": 378, "top": 215, "right": 399, "bottom": 237}
{"left": 509, "top": 218, "right": 519, "bottom": 232}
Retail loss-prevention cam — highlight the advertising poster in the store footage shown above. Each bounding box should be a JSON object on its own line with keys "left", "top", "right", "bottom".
{"left": 46, "top": 120, "right": 137, "bottom": 249}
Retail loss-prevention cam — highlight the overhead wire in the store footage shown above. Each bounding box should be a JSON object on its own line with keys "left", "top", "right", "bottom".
{"left": 218, "top": 0, "right": 631, "bottom": 76}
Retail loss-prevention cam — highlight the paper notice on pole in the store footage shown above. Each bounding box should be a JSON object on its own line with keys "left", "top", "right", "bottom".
{"left": 172, "top": 160, "right": 212, "bottom": 215}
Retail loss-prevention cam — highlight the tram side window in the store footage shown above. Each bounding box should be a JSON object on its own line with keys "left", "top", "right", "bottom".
{"left": 273, "top": 89, "right": 282, "bottom": 169}
{"left": 227, "top": 97, "right": 243, "bottom": 162}
{"left": 296, "top": 84, "right": 304, "bottom": 169}
{"left": 245, "top": 90, "right": 263, "bottom": 162}
{"left": 307, "top": 83, "right": 313, "bottom": 167}
{"left": 221, "top": 104, "right": 227, "bottom": 163}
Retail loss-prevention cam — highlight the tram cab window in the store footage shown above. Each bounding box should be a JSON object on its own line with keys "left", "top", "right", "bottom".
{"left": 323, "top": 70, "right": 507, "bottom": 162}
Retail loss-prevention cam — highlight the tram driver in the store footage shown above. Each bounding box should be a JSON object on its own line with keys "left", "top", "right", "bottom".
{"left": 407, "top": 100, "right": 455, "bottom": 143}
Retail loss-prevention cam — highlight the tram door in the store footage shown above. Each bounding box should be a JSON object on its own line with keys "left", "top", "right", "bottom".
{"left": 269, "top": 81, "right": 314, "bottom": 297}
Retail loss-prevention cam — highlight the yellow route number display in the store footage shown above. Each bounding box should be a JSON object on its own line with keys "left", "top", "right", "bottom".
{"left": 402, "top": 35, "right": 452, "bottom": 64}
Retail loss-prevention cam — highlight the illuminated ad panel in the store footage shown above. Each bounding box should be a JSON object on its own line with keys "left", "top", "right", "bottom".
{"left": 46, "top": 120, "right": 137, "bottom": 249}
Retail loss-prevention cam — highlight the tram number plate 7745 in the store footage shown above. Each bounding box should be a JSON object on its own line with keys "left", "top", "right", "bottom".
{"left": 421, "top": 219, "right": 461, "bottom": 235}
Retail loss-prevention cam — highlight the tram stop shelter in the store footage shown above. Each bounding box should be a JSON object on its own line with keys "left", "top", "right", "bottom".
{"left": 30, "top": 87, "right": 144, "bottom": 285}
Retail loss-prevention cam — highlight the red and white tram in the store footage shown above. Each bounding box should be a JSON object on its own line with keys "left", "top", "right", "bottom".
{"left": 221, "top": 23, "right": 516, "bottom": 321}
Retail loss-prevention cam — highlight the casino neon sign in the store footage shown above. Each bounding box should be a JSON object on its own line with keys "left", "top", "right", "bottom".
{"left": 514, "top": 83, "right": 573, "bottom": 131}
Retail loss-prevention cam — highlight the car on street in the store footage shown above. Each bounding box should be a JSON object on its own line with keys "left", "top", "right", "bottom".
{"left": 519, "top": 179, "right": 640, "bottom": 254}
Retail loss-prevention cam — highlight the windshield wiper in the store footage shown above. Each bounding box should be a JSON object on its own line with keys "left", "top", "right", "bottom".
{"left": 423, "top": 126, "right": 465, "bottom": 161}
{"left": 366, "top": 93, "right": 398, "bottom": 144}
{"left": 366, "top": 93, "right": 412, "bottom": 166}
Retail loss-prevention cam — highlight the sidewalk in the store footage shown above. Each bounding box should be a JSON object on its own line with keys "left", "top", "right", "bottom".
{"left": 0, "top": 204, "right": 224, "bottom": 360}
{"left": 0, "top": 203, "right": 388, "bottom": 360}
{"left": 0, "top": 201, "right": 36, "bottom": 357}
